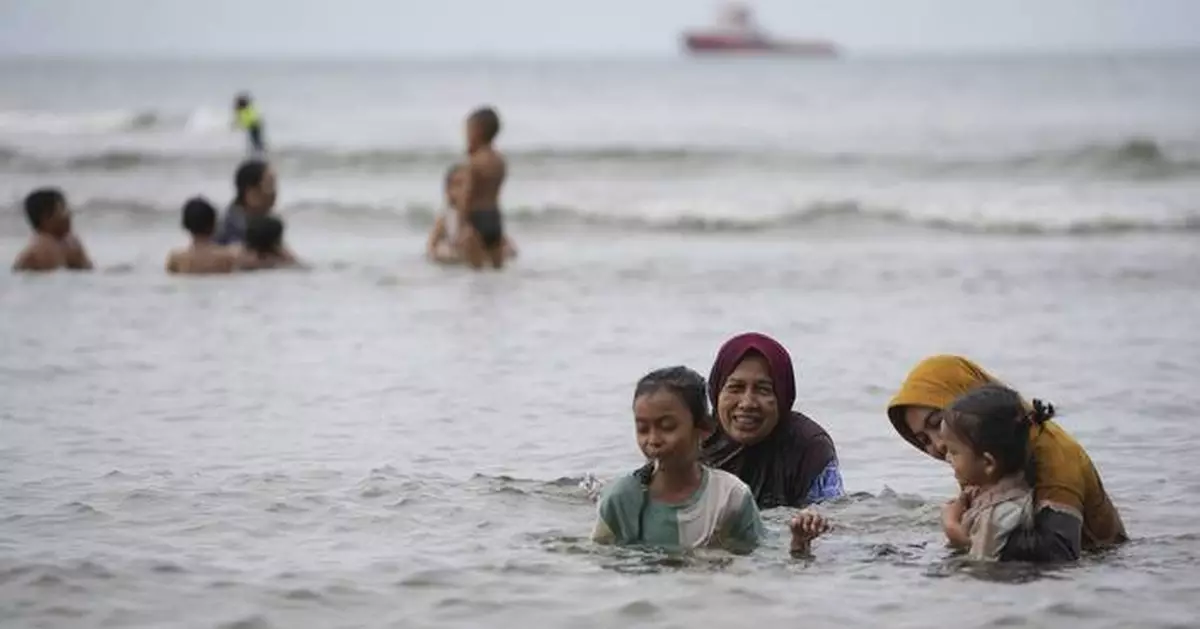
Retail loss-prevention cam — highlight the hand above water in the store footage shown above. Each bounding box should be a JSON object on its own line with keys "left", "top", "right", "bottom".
{"left": 789, "top": 509, "right": 831, "bottom": 557}
{"left": 943, "top": 486, "right": 978, "bottom": 522}
{"left": 940, "top": 487, "right": 977, "bottom": 548}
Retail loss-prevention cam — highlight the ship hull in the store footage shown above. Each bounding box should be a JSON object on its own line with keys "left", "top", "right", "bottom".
{"left": 682, "top": 33, "right": 838, "bottom": 57}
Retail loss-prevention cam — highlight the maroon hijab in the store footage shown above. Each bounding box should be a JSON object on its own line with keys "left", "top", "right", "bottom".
{"left": 701, "top": 333, "right": 838, "bottom": 509}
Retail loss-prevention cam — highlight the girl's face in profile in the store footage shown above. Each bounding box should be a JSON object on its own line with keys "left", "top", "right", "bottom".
{"left": 941, "top": 419, "right": 994, "bottom": 487}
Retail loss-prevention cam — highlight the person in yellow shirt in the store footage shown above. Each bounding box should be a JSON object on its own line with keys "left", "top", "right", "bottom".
{"left": 887, "top": 355, "right": 1127, "bottom": 561}
{"left": 233, "top": 92, "right": 266, "bottom": 156}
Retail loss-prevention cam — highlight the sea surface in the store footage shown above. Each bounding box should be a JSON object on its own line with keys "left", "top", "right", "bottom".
{"left": 1, "top": 54, "right": 1199, "bottom": 629}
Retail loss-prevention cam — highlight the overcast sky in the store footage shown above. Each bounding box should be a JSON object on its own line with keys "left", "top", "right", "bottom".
{"left": 1, "top": 0, "right": 1197, "bottom": 57}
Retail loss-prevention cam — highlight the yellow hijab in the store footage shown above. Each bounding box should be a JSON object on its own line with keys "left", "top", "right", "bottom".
{"left": 887, "top": 354, "right": 1128, "bottom": 547}
{"left": 887, "top": 354, "right": 1001, "bottom": 454}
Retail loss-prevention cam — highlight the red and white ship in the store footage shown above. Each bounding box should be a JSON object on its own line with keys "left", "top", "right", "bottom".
{"left": 682, "top": 3, "right": 839, "bottom": 57}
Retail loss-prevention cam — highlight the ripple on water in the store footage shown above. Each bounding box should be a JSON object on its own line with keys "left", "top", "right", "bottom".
{"left": 281, "top": 587, "right": 324, "bottom": 602}
{"left": 985, "top": 614, "right": 1031, "bottom": 627}
{"left": 149, "top": 561, "right": 188, "bottom": 575}
{"left": 216, "top": 615, "right": 273, "bottom": 629}
{"left": 395, "top": 568, "right": 462, "bottom": 589}
{"left": 617, "top": 599, "right": 660, "bottom": 618}
{"left": 1042, "top": 600, "right": 1107, "bottom": 619}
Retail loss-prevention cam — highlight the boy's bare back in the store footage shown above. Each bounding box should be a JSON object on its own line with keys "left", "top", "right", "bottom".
{"left": 166, "top": 244, "right": 237, "bottom": 275}
{"left": 13, "top": 234, "right": 90, "bottom": 272}
{"left": 13, "top": 235, "right": 67, "bottom": 272}
{"left": 463, "top": 148, "right": 506, "bottom": 214}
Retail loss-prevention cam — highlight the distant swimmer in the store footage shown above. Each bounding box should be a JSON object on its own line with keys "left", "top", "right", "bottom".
{"left": 237, "top": 215, "right": 302, "bottom": 270}
{"left": 426, "top": 163, "right": 517, "bottom": 265}
{"left": 233, "top": 92, "right": 267, "bottom": 156}
{"left": 458, "top": 106, "right": 508, "bottom": 270}
{"left": 12, "top": 187, "right": 93, "bottom": 273}
{"left": 216, "top": 159, "right": 277, "bottom": 246}
{"left": 166, "top": 197, "right": 237, "bottom": 275}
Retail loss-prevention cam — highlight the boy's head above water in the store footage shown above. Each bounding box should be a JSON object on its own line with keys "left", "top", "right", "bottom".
{"left": 244, "top": 215, "right": 284, "bottom": 255}
{"left": 466, "top": 106, "right": 501, "bottom": 150}
{"left": 182, "top": 197, "right": 217, "bottom": 237}
{"left": 24, "top": 187, "right": 70, "bottom": 238}
{"left": 632, "top": 366, "right": 714, "bottom": 469}
{"left": 941, "top": 384, "right": 1053, "bottom": 487}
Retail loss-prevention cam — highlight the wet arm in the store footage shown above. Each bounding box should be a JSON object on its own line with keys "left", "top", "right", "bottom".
{"left": 804, "top": 460, "right": 846, "bottom": 504}
{"left": 726, "top": 493, "right": 764, "bottom": 554}
{"left": 64, "top": 236, "right": 93, "bottom": 270}
{"left": 591, "top": 489, "right": 626, "bottom": 545}
{"left": 941, "top": 492, "right": 972, "bottom": 549}
{"left": 234, "top": 250, "right": 265, "bottom": 271}
{"left": 942, "top": 512, "right": 971, "bottom": 549}
{"left": 999, "top": 504, "right": 1082, "bottom": 562}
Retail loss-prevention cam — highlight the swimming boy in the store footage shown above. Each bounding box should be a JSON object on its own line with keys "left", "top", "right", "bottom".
{"left": 12, "top": 187, "right": 93, "bottom": 272}
{"left": 233, "top": 92, "right": 267, "bottom": 156}
{"left": 216, "top": 159, "right": 278, "bottom": 246}
{"left": 457, "top": 106, "right": 508, "bottom": 270}
{"left": 166, "top": 197, "right": 237, "bottom": 275}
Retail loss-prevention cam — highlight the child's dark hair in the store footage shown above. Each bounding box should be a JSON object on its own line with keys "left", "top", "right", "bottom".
{"left": 234, "top": 93, "right": 252, "bottom": 109}
{"left": 944, "top": 384, "right": 1055, "bottom": 486}
{"left": 632, "top": 365, "right": 713, "bottom": 432}
{"left": 629, "top": 366, "right": 710, "bottom": 542}
{"left": 244, "top": 215, "right": 284, "bottom": 254}
{"left": 234, "top": 159, "right": 269, "bottom": 204}
{"left": 24, "top": 187, "right": 65, "bottom": 230}
{"left": 181, "top": 197, "right": 217, "bottom": 236}
{"left": 469, "top": 106, "right": 501, "bottom": 142}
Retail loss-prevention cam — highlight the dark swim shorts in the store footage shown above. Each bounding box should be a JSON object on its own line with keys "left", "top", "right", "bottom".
{"left": 467, "top": 209, "right": 504, "bottom": 249}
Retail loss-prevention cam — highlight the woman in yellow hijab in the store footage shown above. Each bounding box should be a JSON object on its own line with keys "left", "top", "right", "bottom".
{"left": 888, "top": 355, "right": 1126, "bottom": 561}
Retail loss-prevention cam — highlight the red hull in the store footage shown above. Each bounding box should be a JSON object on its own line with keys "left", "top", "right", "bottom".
{"left": 682, "top": 33, "right": 838, "bottom": 57}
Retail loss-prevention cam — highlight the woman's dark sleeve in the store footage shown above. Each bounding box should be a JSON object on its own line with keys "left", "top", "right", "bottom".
{"left": 999, "top": 505, "right": 1083, "bottom": 562}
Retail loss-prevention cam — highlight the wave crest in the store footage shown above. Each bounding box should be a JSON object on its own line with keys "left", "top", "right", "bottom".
{"left": 33, "top": 197, "right": 1199, "bottom": 237}
{"left": 1, "top": 136, "right": 1197, "bottom": 179}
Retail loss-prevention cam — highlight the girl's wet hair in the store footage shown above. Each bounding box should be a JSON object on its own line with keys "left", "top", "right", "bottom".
{"left": 944, "top": 384, "right": 1055, "bottom": 485}
{"left": 633, "top": 365, "right": 713, "bottom": 431}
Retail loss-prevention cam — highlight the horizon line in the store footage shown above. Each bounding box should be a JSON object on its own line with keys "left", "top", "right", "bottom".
{"left": 1, "top": 45, "right": 1199, "bottom": 63}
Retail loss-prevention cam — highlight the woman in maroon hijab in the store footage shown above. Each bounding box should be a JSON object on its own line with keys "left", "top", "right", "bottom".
{"left": 702, "top": 332, "right": 844, "bottom": 509}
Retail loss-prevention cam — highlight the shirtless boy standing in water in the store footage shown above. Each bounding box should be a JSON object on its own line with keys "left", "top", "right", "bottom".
{"left": 458, "top": 106, "right": 508, "bottom": 270}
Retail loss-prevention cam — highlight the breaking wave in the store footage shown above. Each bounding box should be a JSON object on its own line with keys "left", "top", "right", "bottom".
{"left": 19, "top": 197, "right": 1198, "bottom": 237}
{"left": 1, "top": 137, "right": 1198, "bottom": 180}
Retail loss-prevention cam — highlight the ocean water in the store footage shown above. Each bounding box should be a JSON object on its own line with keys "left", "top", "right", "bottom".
{"left": 1, "top": 55, "right": 1199, "bottom": 629}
